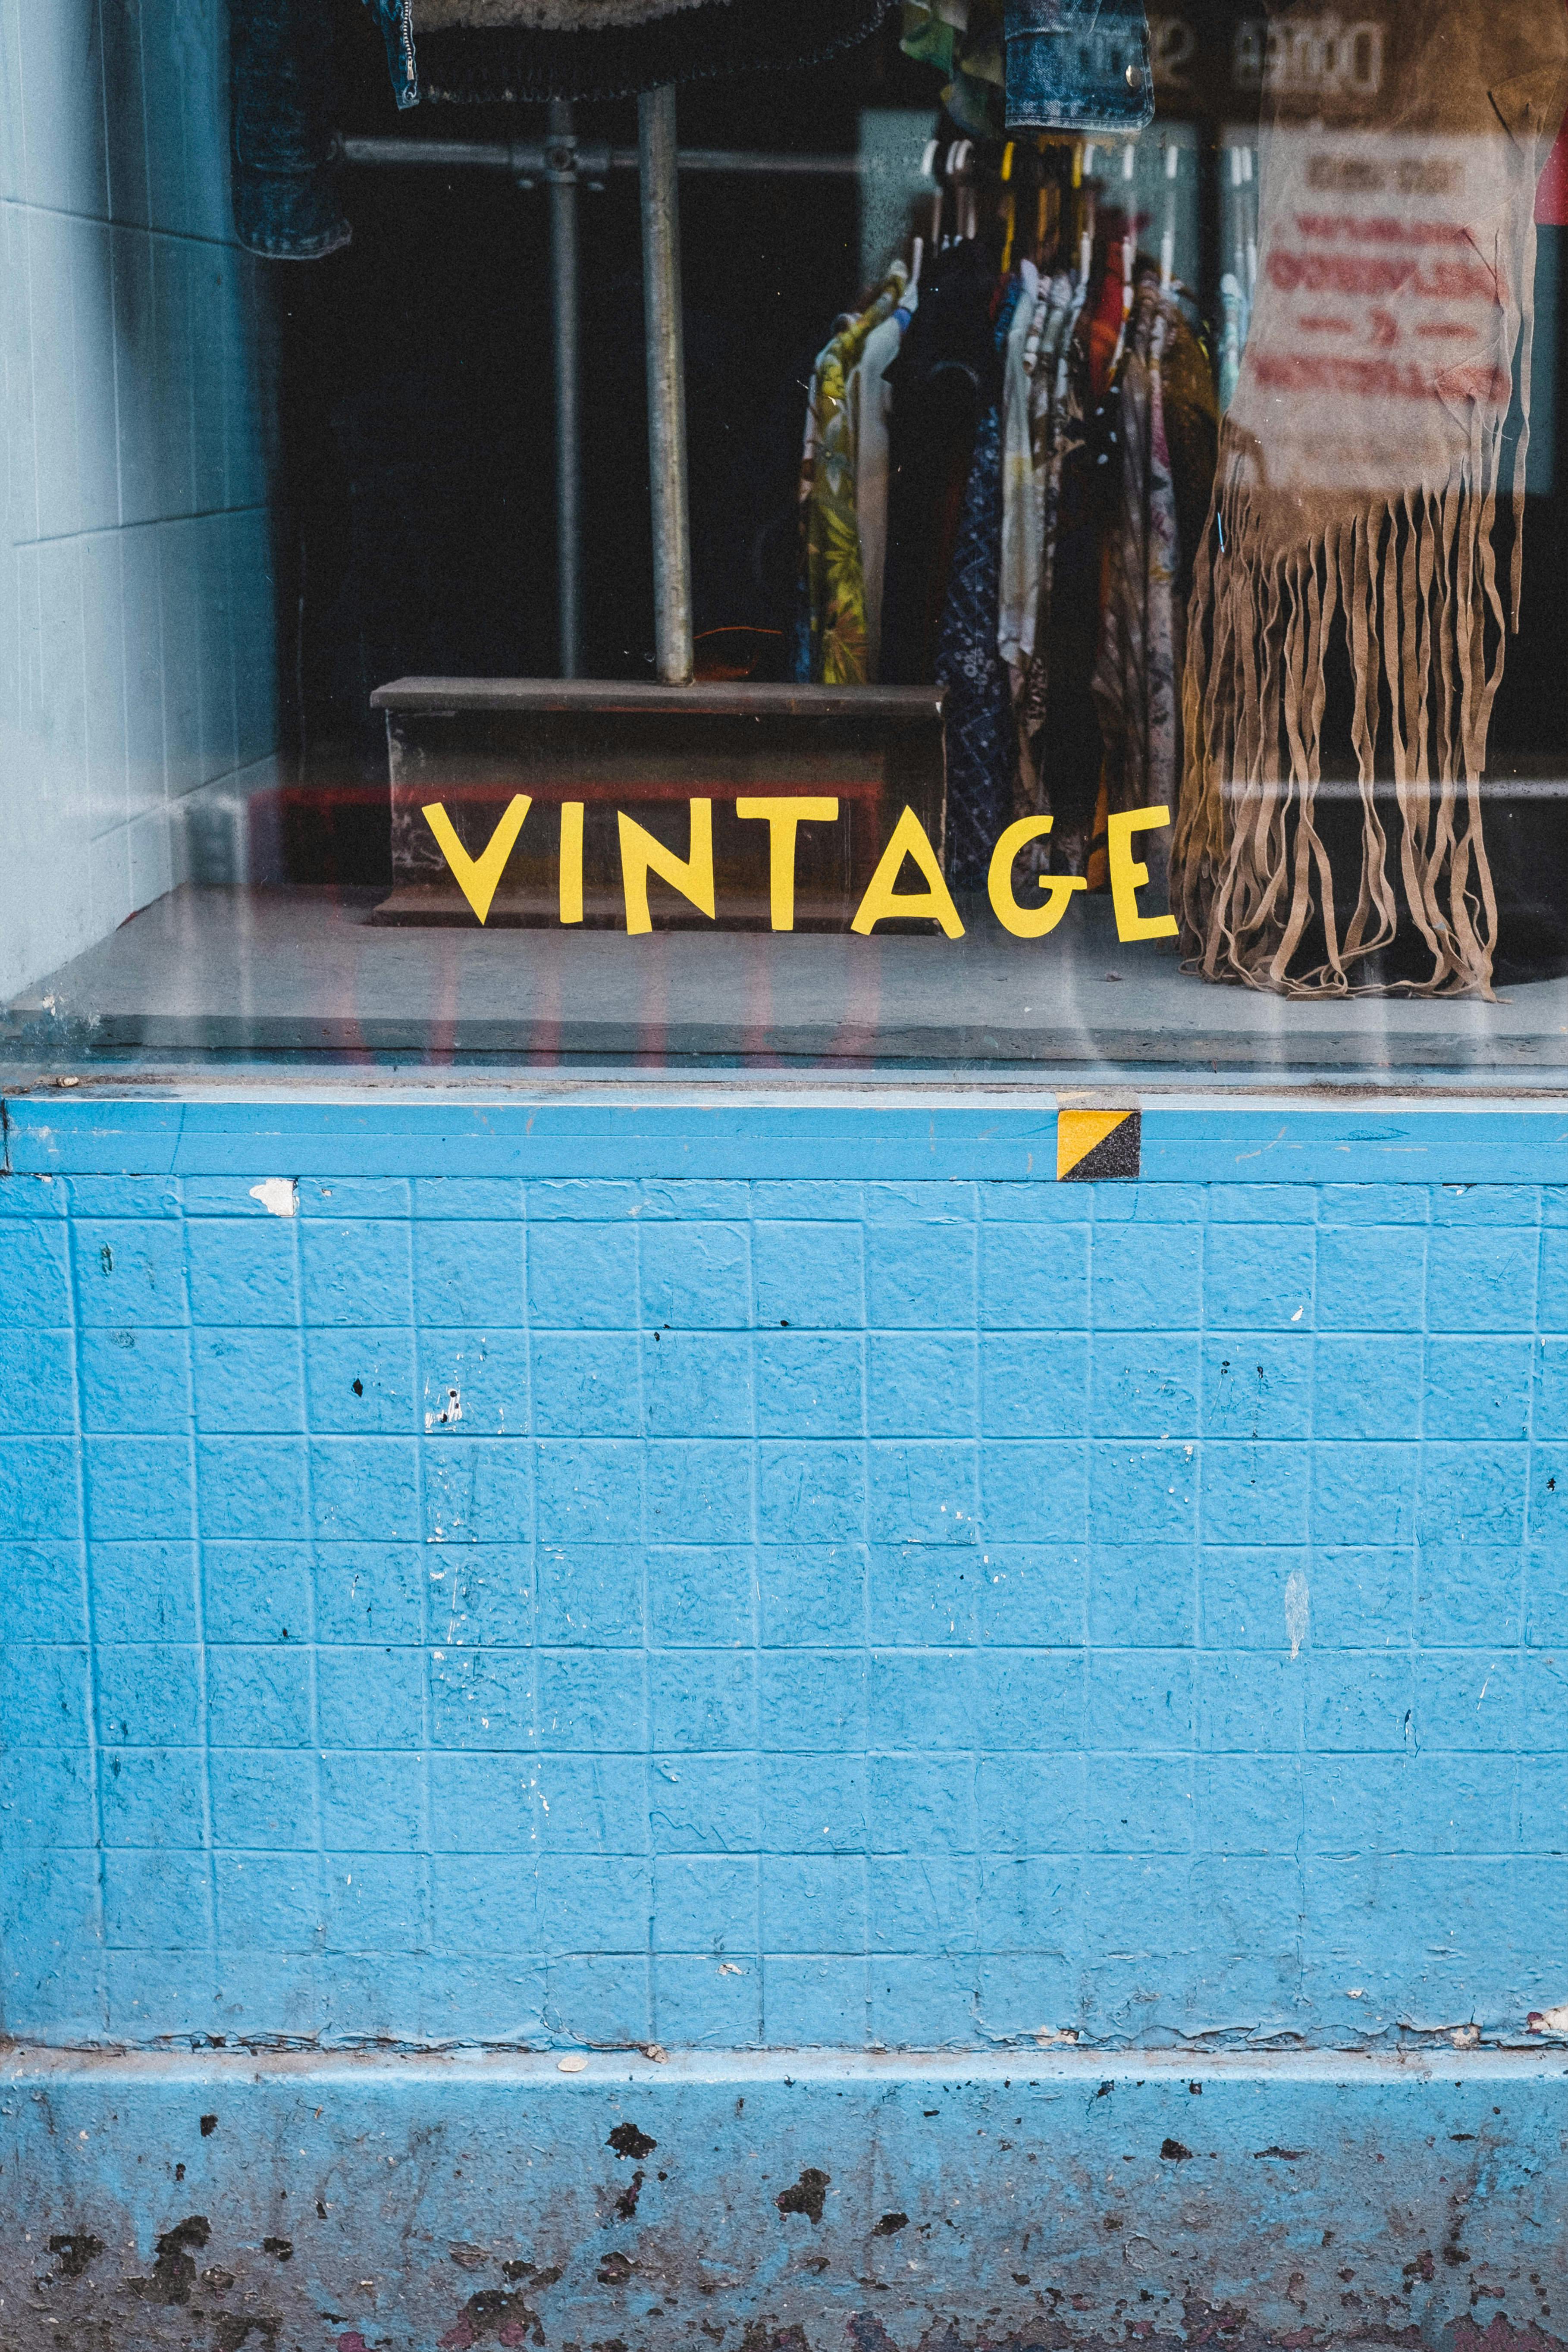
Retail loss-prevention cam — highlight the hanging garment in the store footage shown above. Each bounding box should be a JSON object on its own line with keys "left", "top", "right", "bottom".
{"left": 792, "top": 318, "right": 853, "bottom": 684}
{"left": 1091, "top": 276, "right": 1215, "bottom": 905}
{"left": 1016, "top": 283, "right": 1102, "bottom": 861}
{"left": 1216, "top": 275, "right": 1244, "bottom": 413}
{"left": 803, "top": 271, "right": 910, "bottom": 687}
{"left": 1091, "top": 290, "right": 1165, "bottom": 884}
{"left": 1173, "top": 0, "right": 1568, "bottom": 998}
{"left": 850, "top": 285, "right": 919, "bottom": 684}
{"left": 1011, "top": 266, "right": 1082, "bottom": 815}
{"left": 880, "top": 239, "right": 998, "bottom": 686}
{"left": 398, "top": 0, "right": 890, "bottom": 103}
{"left": 1003, "top": 0, "right": 1153, "bottom": 136}
{"left": 936, "top": 281, "right": 1025, "bottom": 891}
{"left": 997, "top": 259, "right": 1041, "bottom": 693}
{"left": 229, "top": 0, "right": 354, "bottom": 255}
{"left": 901, "top": 0, "right": 1007, "bottom": 139}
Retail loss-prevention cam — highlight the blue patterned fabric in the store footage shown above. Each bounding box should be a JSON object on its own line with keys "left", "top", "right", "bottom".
{"left": 1004, "top": 0, "right": 1154, "bottom": 135}
{"left": 935, "top": 285, "right": 1022, "bottom": 892}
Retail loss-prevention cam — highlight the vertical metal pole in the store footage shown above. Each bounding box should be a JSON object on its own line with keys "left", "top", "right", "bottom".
{"left": 546, "top": 98, "right": 582, "bottom": 679}
{"left": 638, "top": 84, "right": 694, "bottom": 687}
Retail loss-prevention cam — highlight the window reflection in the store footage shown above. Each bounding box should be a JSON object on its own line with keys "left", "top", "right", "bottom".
{"left": 5, "top": 2, "right": 1568, "bottom": 1066}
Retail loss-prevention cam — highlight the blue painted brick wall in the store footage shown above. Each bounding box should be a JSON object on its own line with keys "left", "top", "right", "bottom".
{"left": 2, "top": 1156, "right": 1566, "bottom": 2051}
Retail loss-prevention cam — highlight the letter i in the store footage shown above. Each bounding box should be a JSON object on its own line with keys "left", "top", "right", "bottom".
{"left": 560, "top": 803, "right": 584, "bottom": 926}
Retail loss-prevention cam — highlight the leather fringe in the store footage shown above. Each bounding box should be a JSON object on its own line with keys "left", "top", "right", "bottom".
{"left": 1173, "top": 427, "right": 1526, "bottom": 1000}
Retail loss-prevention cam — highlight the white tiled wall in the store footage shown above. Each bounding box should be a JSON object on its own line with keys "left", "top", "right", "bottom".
{"left": 0, "top": 0, "right": 280, "bottom": 1001}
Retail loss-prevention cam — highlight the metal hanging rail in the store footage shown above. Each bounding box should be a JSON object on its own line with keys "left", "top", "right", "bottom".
{"left": 545, "top": 101, "right": 583, "bottom": 677}
{"left": 343, "top": 120, "right": 875, "bottom": 686}
{"left": 340, "top": 135, "right": 866, "bottom": 178}
{"left": 637, "top": 89, "right": 693, "bottom": 686}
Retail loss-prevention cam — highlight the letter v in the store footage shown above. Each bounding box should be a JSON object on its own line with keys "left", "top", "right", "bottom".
{"left": 422, "top": 796, "right": 531, "bottom": 923}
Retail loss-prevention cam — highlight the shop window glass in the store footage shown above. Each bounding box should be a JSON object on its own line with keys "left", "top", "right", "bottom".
{"left": 5, "top": 0, "right": 1568, "bottom": 1081}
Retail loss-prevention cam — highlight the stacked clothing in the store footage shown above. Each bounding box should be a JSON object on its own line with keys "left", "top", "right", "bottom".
{"left": 392, "top": 0, "right": 889, "bottom": 105}
{"left": 903, "top": 1, "right": 1153, "bottom": 142}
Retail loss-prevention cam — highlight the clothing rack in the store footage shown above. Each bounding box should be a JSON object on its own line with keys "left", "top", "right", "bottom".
{"left": 345, "top": 112, "right": 889, "bottom": 687}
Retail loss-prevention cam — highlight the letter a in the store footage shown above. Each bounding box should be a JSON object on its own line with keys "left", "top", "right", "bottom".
{"left": 422, "top": 796, "right": 531, "bottom": 925}
{"left": 850, "top": 806, "right": 964, "bottom": 938}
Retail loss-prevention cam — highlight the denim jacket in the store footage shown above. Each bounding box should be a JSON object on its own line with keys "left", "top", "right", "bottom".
{"left": 1004, "top": 0, "right": 1154, "bottom": 135}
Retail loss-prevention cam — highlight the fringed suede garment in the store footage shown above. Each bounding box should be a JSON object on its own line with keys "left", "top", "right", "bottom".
{"left": 1172, "top": 0, "right": 1568, "bottom": 998}
{"left": 408, "top": 0, "right": 892, "bottom": 101}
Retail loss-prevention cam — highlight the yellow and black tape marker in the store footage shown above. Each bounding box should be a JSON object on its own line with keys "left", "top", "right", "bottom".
{"left": 1057, "top": 1109, "right": 1140, "bottom": 1182}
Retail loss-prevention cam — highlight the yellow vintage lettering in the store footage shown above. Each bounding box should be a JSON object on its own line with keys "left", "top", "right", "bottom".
{"left": 422, "top": 796, "right": 530, "bottom": 925}
{"left": 987, "top": 816, "right": 1088, "bottom": 939}
{"left": 619, "top": 799, "right": 715, "bottom": 935}
{"left": 735, "top": 797, "right": 840, "bottom": 931}
{"left": 558, "top": 801, "right": 584, "bottom": 925}
{"left": 1108, "top": 806, "right": 1179, "bottom": 942}
{"left": 850, "top": 807, "right": 964, "bottom": 939}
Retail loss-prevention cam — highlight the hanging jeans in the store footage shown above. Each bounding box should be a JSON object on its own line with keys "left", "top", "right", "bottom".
{"left": 229, "top": 0, "right": 352, "bottom": 259}
{"left": 229, "top": 0, "right": 419, "bottom": 262}
{"left": 1003, "top": 0, "right": 1154, "bottom": 134}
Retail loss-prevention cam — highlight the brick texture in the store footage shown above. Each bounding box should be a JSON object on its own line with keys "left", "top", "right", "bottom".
{"left": 1, "top": 1169, "right": 1565, "bottom": 2049}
